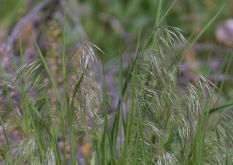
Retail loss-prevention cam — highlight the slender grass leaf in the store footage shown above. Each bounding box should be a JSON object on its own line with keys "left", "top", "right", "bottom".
{"left": 207, "top": 104, "right": 233, "bottom": 115}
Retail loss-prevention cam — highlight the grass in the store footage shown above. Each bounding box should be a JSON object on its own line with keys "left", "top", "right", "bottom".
{"left": 0, "top": 2, "right": 233, "bottom": 165}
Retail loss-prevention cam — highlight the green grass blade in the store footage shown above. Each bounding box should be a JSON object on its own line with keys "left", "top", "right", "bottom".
{"left": 0, "top": 59, "right": 11, "bottom": 148}
{"left": 101, "top": 64, "right": 109, "bottom": 165}
{"left": 133, "top": 123, "right": 140, "bottom": 165}
{"left": 158, "top": 0, "right": 177, "bottom": 25}
{"left": 21, "top": 95, "right": 42, "bottom": 118}
{"left": 122, "top": 38, "right": 140, "bottom": 163}
{"left": 0, "top": 116, "right": 10, "bottom": 147}
{"left": 204, "top": 51, "right": 212, "bottom": 77}
{"left": 176, "top": 4, "right": 225, "bottom": 73}
{"left": 121, "top": 27, "right": 156, "bottom": 96}
{"left": 207, "top": 54, "right": 233, "bottom": 129}
{"left": 156, "top": 0, "right": 163, "bottom": 26}
{"left": 139, "top": 118, "right": 148, "bottom": 165}
{"left": 112, "top": 34, "right": 123, "bottom": 155}
{"left": 164, "top": 133, "right": 174, "bottom": 151}
{"left": 152, "top": 0, "right": 162, "bottom": 48}
{"left": 122, "top": 29, "right": 142, "bottom": 163}
{"left": 197, "top": 54, "right": 228, "bottom": 165}
{"left": 45, "top": 92, "right": 62, "bottom": 165}
{"left": 119, "top": 34, "right": 124, "bottom": 158}
{"left": 101, "top": 64, "right": 116, "bottom": 165}
{"left": 228, "top": 147, "right": 233, "bottom": 165}
{"left": 111, "top": 28, "right": 145, "bottom": 142}
{"left": 32, "top": 36, "right": 63, "bottom": 108}
{"left": 22, "top": 97, "right": 44, "bottom": 162}
{"left": 215, "top": 54, "right": 233, "bottom": 105}
{"left": 62, "top": 3, "right": 70, "bottom": 165}
{"left": 32, "top": 35, "right": 67, "bottom": 164}
{"left": 0, "top": 148, "right": 5, "bottom": 159}
{"left": 207, "top": 104, "right": 233, "bottom": 115}
{"left": 70, "top": 69, "right": 86, "bottom": 165}
{"left": 19, "top": 33, "right": 26, "bottom": 88}
{"left": 91, "top": 151, "right": 97, "bottom": 165}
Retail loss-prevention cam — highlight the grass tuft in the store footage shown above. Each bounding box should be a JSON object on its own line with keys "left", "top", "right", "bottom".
{"left": 0, "top": 2, "right": 232, "bottom": 165}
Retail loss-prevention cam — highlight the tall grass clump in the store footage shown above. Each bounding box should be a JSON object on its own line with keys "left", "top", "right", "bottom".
{"left": 0, "top": 2, "right": 233, "bottom": 165}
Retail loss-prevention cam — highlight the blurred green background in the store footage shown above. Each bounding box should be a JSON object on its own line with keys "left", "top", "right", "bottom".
{"left": 0, "top": 0, "right": 233, "bottom": 102}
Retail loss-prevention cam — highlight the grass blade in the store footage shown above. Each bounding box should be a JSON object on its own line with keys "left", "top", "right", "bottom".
{"left": 70, "top": 69, "right": 86, "bottom": 165}
{"left": 207, "top": 104, "right": 233, "bottom": 115}
{"left": 91, "top": 151, "right": 97, "bottom": 165}
{"left": 22, "top": 96, "right": 44, "bottom": 162}
{"left": 45, "top": 92, "right": 62, "bottom": 165}
{"left": 121, "top": 29, "right": 141, "bottom": 163}
{"left": 152, "top": 0, "right": 162, "bottom": 48}
{"left": 158, "top": 0, "right": 177, "bottom": 25}
{"left": 175, "top": 4, "right": 226, "bottom": 73}
{"left": 0, "top": 116, "right": 10, "bottom": 147}
{"left": 62, "top": 3, "right": 70, "bottom": 165}
{"left": 112, "top": 34, "right": 123, "bottom": 155}
{"left": 32, "top": 35, "right": 67, "bottom": 164}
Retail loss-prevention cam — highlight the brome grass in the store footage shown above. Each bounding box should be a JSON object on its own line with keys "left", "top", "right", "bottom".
{"left": 0, "top": 2, "right": 233, "bottom": 165}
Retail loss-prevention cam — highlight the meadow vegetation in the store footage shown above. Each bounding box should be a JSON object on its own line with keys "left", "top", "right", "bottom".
{"left": 0, "top": 1, "right": 233, "bottom": 165}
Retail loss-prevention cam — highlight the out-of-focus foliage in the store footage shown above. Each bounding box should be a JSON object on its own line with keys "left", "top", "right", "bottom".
{"left": 1, "top": 0, "right": 233, "bottom": 165}
{"left": 1, "top": 0, "right": 233, "bottom": 59}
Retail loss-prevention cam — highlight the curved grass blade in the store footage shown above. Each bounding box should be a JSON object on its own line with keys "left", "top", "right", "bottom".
{"left": 69, "top": 68, "right": 86, "bottom": 165}
{"left": 111, "top": 34, "right": 123, "bottom": 155}
{"left": 158, "top": 0, "right": 177, "bottom": 25}
{"left": 22, "top": 96, "right": 43, "bottom": 162}
{"left": 45, "top": 92, "right": 62, "bottom": 165}
{"left": 207, "top": 104, "right": 233, "bottom": 115}
{"left": 32, "top": 34, "right": 67, "bottom": 164}
{"left": 100, "top": 64, "right": 115, "bottom": 165}
{"left": 175, "top": 4, "right": 226, "bottom": 74}
{"left": 0, "top": 116, "right": 10, "bottom": 147}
